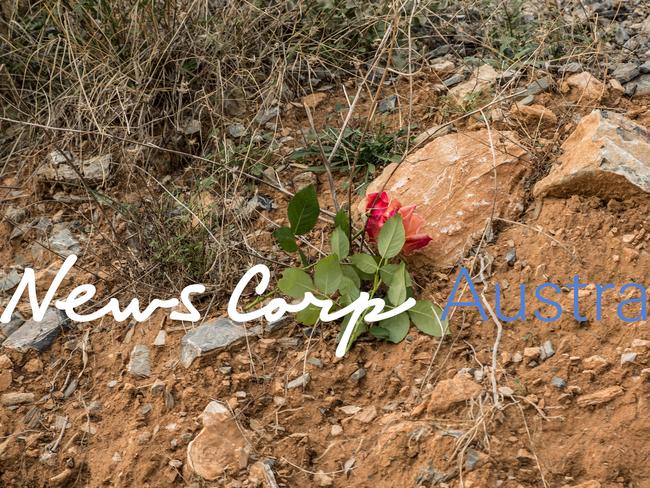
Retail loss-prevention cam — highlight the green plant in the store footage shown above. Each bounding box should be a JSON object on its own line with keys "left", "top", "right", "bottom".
{"left": 290, "top": 127, "right": 407, "bottom": 194}
{"left": 272, "top": 185, "right": 448, "bottom": 353}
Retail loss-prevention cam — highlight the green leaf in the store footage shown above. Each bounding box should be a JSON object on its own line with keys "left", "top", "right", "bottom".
{"left": 350, "top": 253, "right": 378, "bottom": 274}
{"left": 314, "top": 255, "right": 342, "bottom": 295}
{"left": 341, "top": 265, "right": 361, "bottom": 288}
{"left": 409, "top": 300, "right": 449, "bottom": 337}
{"left": 330, "top": 226, "right": 349, "bottom": 259}
{"left": 296, "top": 304, "right": 320, "bottom": 325}
{"left": 377, "top": 214, "right": 405, "bottom": 259}
{"left": 377, "top": 312, "right": 410, "bottom": 343}
{"left": 334, "top": 209, "right": 350, "bottom": 233}
{"left": 277, "top": 268, "right": 314, "bottom": 299}
{"left": 369, "top": 326, "right": 390, "bottom": 340}
{"left": 338, "top": 276, "right": 360, "bottom": 302}
{"left": 288, "top": 185, "right": 320, "bottom": 235}
{"left": 272, "top": 227, "right": 298, "bottom": 252}
{"left": 387, "top": 262, "right": 406, "bottom": 305}
{"left": 380, "top": 263, "right": 400, "bottom": 285}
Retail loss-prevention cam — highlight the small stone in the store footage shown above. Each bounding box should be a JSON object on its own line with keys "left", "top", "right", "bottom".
{"left": 107, "top": 380, "right": 118, "bottom": 388}
{"left": 611, "top": 63, "right": 640, "bottom": 83}
{"left": 24, "top": 358, "right": 43, "bottom": 374}
{"left": 301, "top": 92, "right": 327, "bottom": 109}
{"left": 377, "top": 95, "right": 397, "bottom": 113}
{"left": 227, "top": 123, "right": 247, "bottom": 138}
{"left": 353, "top": 405, "right": 377, "bottom": 423}
{"left": 187, "top": 403, "right": 248, "bottom": 480}
{"left": 218, "top": 366, "right": 233, "bottom": 375}
{"left": 624, "top": 74, "right": 650, "bottom": 97}
{"left": 330, "top": 424, "right": 343, "bottom": 436}
{"left": 512, "top": 352, "right": 523, "bottom": 363}
{"left": 551, "top": 376, "right": 566, "bottom": 389}
{"left": 127, "top": 345, "right": 151, "bottom": 378}
{"left": 48, "top": 225, "right": 80, "bottom": 257}
{"left": 583, "top": 355, "right": 610, "bottom": 372}
{"left": 1, "top": 392, "right": 34, "bottom": 406}
{"left": 621, "top": 352, "right": 637, "bottom": 365}
{"left": 577, "top": 386, "right": 624, "bottom": 407}
{"left": 430, "top": 59, "right": 455, "bottom": 74}
{"left": 254, "top": 106, "right": 279, "bottom": 125}
{"left": 140, "top": 403, "right": 153, "bottom": 416}
{"left": 505, "top": 248, "right": 516, "bottom": 266}
{"left": 516, "top": 448, "right": 536, "bottom": 465}
{"left": 517, "top": 94, "right": 535, "bottom": 105}
{"left": 2, "top": 307, "right": 66, "bottom": 352}
{"left": 0, "top": 355, "right": 13, "bottom": 370}
{"left": 0, "top": 313, "right": 24, "bottom": 339}
{"left": 180, "top": 318, "right": 261, "bottom": 368}
{"left": 526, "top": 76, "right": 553, "bottom": 96}
{"left": 442, "top": 73, "right": 465, "bottom": 87}
{"left": 307, "top": 357, "right": 323, "bottom": 368}
{"left": 137, "top": 431, "right": 152, "bottom": 444}
{"left": 314, "top": 471, "right": 334, "bottom": 487}
{"left": 0, "top": 370, "right": 12, "bottom": 392}
{"left": 540, "top": 340, "right": 555, "bottom": 360}
{"left": 498, "top": 386, "right": 515, "bottom": 397}
{"left": 560, "top": 72, "right": 606, "bottom": 101}
{"left": 169, "top": 459, "right": 183, "bottom": 469}
{"left": 153, "top": 330, "right": 167, "bottom": 347}
{"left": 0, "top": 269, "right": 20, "bottom": 292}
{"left": 350, "top": 367, "right": 366, "bottom": 382}
{"left": 37, "top": 151, "right": 112, "bottom": 187}
{"left": 465, "top": 448, "right": 486, "bottom": 471}
{"left": 559, "top": 62, "right": 583, "bottom": 74}
{"left": 287, "top": 373, "right": 310, "bottom": 389}
{"left": 427, "top": 375, "right": 482, "bottom": 413}
{"left": 622, "top": 233, "right": 635, "bottom": 243}
{"left": 640, "top": 61, "right": 650, "bottom": 75}
{"left": 112, "top": 452, "right": 122, "bottom": 463}
{"left": 632, "top": 339, "right": 650, "bottom": 350}
{"left": 524, "top": 347, "right": 541, "bottom": 360}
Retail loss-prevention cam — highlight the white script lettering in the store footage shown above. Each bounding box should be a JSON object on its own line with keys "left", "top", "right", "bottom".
{"left": 227, "top": 264, "right": 416, "bottom": 357}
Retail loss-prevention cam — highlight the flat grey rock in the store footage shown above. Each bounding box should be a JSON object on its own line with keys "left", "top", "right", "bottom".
{"left": 625, "top": 74, "right": 650, "bottom": 97}
{"left": 0, "top": 313, "right": 24, "bottom": 339}
{"left": 127, "top": 344, "right": 151, "bottom": 378}
{"left": 49, "top": 225, "right": 80, "bottom": 257}
{"left": 0, "top": 269, "right": 20, "bottom": 291}
{"left": 2, "top": 307, "right": 66, "bottom": 352}
{"left": 612, "top": 63, "right": 640, "bottom": 83}
{"left": 180, "top": 318, "right": 261, "bottom": 368}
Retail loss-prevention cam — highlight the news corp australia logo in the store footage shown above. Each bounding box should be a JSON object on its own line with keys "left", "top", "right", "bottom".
{"left": 1, "top": 255, "right": 646, "bottom": 357}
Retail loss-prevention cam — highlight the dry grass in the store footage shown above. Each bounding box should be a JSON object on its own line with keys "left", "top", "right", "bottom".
{"left": 0, "top": 0, "right": 608, "bottom": 299}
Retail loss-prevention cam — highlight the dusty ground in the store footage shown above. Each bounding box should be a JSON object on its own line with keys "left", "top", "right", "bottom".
{"left": 2, "top": 71, "right": 650, "bottom": 488}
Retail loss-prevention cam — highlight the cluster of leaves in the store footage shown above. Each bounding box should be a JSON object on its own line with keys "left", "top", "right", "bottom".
{"left": 290, "top": 127, "right": 407, "bottom": 195}
{"left": 273, "top": 185, "right": 447, "bottom": 353}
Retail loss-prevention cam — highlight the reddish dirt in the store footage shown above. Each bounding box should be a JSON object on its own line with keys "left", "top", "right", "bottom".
{"left": 1, "top": 81, "right": 650, "bottom": 488}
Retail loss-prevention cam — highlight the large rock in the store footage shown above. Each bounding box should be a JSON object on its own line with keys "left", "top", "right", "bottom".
{"left": 534, "top": 110, "right": 650, "bottom": 199}
{"left": 186, "top": 401, "right": 248, "bottom": 480}
{"left": 2, "top": 307, "right": 65, "bottom": 352}
{"left": 359, "top": 130, "right": 528, "bottom": 267}
{"left": 180, "top": 318, "right": 261, "bottom": 368}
